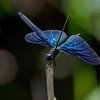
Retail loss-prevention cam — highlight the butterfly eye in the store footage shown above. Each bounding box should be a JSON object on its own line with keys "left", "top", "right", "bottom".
{"left": 45, "top": 54, "right": 53, "bottom": 61}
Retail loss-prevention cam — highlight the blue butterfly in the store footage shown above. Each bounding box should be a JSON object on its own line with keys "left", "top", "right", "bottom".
{"left": 18, "top": 12, "right": 100, "bottom": 65}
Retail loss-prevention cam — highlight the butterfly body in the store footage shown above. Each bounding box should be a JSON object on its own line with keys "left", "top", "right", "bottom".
{"left": 45, "top": 47, "right": 60, "bottom": 61}
{"left": 18, "top": 12, "right": 100, "bottom": 65}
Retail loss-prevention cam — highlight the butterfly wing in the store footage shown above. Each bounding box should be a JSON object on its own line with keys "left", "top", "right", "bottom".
{"left": 25, "top": 32, "right": 50, "bottom": 47}
{"left": 19, "top": 12, "right": 67, "bottom": 48}
{"left": 25, "top": 30, "right": 67, "bottom": 47}
{"left": 18, "top": 12, "right": 54, "bottom": 48}
{"left": 59, "top": 34, "right": 100, "bottom": 65}
{"left": 43, "top": 30, "right": 67, "bottom": 46}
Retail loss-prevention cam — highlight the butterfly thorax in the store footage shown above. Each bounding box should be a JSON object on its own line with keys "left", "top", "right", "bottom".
{"left": 45, "top": 47, "right": 60, "bottom": 61}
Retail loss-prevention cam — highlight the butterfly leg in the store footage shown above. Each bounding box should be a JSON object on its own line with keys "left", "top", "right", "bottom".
{"left": 48, "top": 59, "right": 56, "bottom": 67}
{"left": 48, "top": 60, "right": 53, "bottom": 67}
{"left": 50, "top": 59, "right": 57, "bottom": 78}
{"left": 53, "top": 59, "right": 56, "bottom": 67}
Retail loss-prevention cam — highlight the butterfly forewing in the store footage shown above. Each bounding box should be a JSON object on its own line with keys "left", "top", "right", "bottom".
{"left": 25, "top": 30, "right": 67, "bottom": 48}
{"left": 19, "top": 12, "right": 54, "bottom": 48}
{"left": 59, "top": 35, "right": 100, "bottom": 65}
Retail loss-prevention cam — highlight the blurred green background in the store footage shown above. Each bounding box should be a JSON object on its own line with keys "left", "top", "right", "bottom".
{"left": 0, "top": 0, "right": 100, "bottom": 100}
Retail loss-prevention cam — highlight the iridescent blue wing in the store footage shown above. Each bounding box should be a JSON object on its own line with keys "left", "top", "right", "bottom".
{"left": 59, "top": 34, "right": 100, "bottom": 65}
{"left": 19, "top": 12, "right": 67, "bottom": 48}
{"left": 25, "top": 30, "right": 67, "bottom": 47}
{"left": 43, "top": 30, "right": 67, "bottom": 46}
{"left": 25, "top": 32, "right": 49, "bottom": 47}
{"left": 18, "top": 12, "right": 54, "bottom": 48}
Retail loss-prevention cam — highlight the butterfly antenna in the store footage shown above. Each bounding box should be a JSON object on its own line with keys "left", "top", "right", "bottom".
{"left": 56, "top": 14, "right": 69, "bottom": 47}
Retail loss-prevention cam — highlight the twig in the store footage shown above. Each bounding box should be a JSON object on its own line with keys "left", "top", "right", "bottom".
{"left": 46, "top": 64, "right": 56, "bottom": 100}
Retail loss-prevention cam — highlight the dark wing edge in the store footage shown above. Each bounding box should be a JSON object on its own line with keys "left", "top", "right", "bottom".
{"left": 59, "top": 34, "right": 100, "bottom": 65}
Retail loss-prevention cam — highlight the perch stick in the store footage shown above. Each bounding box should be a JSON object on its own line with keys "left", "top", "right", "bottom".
{"left": 46, "top": 64, "right": 56, "bottom": 100}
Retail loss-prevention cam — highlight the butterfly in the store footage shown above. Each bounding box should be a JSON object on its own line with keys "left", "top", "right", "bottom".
{"left": 18, "top": 12, "right": 100, "bottom": 66}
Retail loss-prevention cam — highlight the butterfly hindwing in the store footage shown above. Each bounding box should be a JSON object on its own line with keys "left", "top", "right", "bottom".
{"left": 60, "top": 34, "right": 100, "bottom": 65}
{"left": 43, "top": 30, "right": 67, "bottom": 46}
{"left": 25, "top": 32, "right": 50, "bottom": 47}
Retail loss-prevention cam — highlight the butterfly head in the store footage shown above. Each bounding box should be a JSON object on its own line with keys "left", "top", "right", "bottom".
{"left": 45, "top": 54, "right": 53, "bottom": 61}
